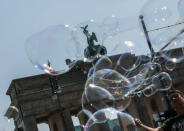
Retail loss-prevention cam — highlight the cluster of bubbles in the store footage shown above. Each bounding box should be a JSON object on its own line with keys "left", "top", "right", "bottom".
{"left": 141, "top": 0, "right": 184, "bottom": 66}
{"left": 25, "top": 0, "right": 184, "bottom": 130}
{"left": 77, "top": 108, "right": 136, "bottom": 131}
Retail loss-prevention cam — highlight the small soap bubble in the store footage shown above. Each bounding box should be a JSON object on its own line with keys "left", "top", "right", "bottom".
{"left": 152, "top": 72, "right": 172, "bottom": 91}
{"left": 143, "top": 84, "right": 158, "bottom": 97}
{"left": 25, "top": 24, "right": 81, "bottom": 75}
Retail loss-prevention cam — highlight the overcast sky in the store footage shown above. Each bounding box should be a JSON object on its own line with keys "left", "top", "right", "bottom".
{"left": 1, "top": 0, "right": 177, "bottom": 130}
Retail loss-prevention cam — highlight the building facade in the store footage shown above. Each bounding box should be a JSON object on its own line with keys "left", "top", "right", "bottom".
{"left": 5, "top": 49, "right": 184, "bottom": 131}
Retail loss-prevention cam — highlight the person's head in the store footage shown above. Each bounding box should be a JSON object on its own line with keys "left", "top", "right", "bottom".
{"left": 168, "top": 89, "right": 184, "bottom": 114}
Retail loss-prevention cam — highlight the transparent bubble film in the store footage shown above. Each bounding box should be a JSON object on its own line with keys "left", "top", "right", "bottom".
{"left": 25, "top": 24, "right": 82, "bottom": 75}
{"left": 85, "top": 69, "right": 131, "bottom": 111}
{"left": 24, "top": 1, "right": 184, "bottom": 130}
{"left": 84, "top": 108, "right": 137, "bottom": 131}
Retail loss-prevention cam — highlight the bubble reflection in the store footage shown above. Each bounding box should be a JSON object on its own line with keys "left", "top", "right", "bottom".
{"left": 84, "top": 108, "right": 137, "bottom": 131}
{"left": 85, "top": 69, "right": 132, "bottom": 111}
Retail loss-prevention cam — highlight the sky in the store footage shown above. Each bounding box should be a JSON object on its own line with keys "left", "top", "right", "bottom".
{"left": 0, "top": 0, "right": 180, "bottom": 130}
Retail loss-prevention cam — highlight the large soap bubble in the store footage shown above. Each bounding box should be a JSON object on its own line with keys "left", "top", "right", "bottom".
{"left": 93, "top": 56, "right": 113, "bottom": 73}
{"left": 81, "top": 92, "right": 97, "bottom": 112}
{"left": 116, "top": 53, "right": 142, "bottom": 72}
{"left": 126, "top": 62, "right": 161, "bottom": 94}
{"left": 84, "top": 108, "right": 137, "bottom": 131}
{"left": 93, "top": 53, "right": 150, "bottom": 80}
{"left": 103, "top": 25, "right": 147, "bottom": 56}
{"left": 84, "top": 84, "right": 116, "bottom": 110}
{"left": 25, "top": 24, "right": 82, "bottom": 75}
{"left": 150, "top": 19, "right": 184, "bottom": 53}
{"left": 140, "top": 0, "right": 184, "bottom": 58}
{"left": 85, "top": 69, "right": 131, "bottom": 111}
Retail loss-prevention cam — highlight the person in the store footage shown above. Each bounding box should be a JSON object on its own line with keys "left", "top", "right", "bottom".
{"left": 134, "top": 89, "right": 184, "bottom": 131}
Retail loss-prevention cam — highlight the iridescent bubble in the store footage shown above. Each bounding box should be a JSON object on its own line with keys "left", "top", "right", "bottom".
{"left": 94, "top": 56, "right": 113, "bottom": 72}
{"left": 84, "top": 108, "right": 137, "bottom": 131}
{"left": 25, "top": 24, "right": 81, "bottom": 75}
{"left": 165, "top": 60, "right": 176, "bottom": 71}
{"left": 140, "top": 0, "right": 184, "bottom": 56}
{"left": 93, "top": 15, "right": 150, "bottom": 75}
{"left": 129, "top": 75, "right": 144, "bottom": 91}
{"left": 122, "top": 64, "right": 150, "bottom": 93}
{"left": 129, "top": 62, "right": 161, "bottom": 93}
{"left": 142, "top": 84, "right": 158, "bottom": 97}
{"left": 152, "top": 72, "right": 172, "bottom": 91}
{"left": 85, "top": 69, "right": 131, "bottom": 111}
{"left": 85, "top": 84, "right": 115, "bottom": 110}
{"left": 88, "top": 67, "right": 94, "bottom": 78}
{"left": 81, "top": 92, "right": 97, "bottom": 112}
{"left": 116, "top": 53, "right": 142, "bottom": 72}
{"left": 94, "top": 48, "right": 149, "bottom": 78}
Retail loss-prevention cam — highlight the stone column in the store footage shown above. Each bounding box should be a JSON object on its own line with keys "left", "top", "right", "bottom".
{"left": 23, "top": 115, "right": 38, "bottom": 131}
{"left": 62, "top": 109, "right": 75, "bottom": 131}
{"left": 48, "top": 112, "right": 65, "bottom": 131}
